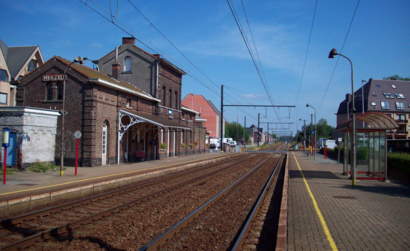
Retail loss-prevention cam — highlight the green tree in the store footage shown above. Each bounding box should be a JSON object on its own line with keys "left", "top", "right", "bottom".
{"left": 383, "top": 75, "right": 410, "bottom": 81}
{"left": 297, "top": 118, "right": 335, "bottom": 142}
{"left": 225, "top": 121, "right": 250, "bottom": 142}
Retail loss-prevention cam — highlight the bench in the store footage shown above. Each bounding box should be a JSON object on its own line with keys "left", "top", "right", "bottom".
{"left": 136, "top": 151, "right": 148, "bottom": 161}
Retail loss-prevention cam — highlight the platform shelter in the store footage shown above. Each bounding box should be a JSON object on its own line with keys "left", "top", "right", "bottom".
{"left": 335, "top": 112, "right": 399, "bottom": 181}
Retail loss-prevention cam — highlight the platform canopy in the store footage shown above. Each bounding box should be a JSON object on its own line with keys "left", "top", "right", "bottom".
{"left": 335, "top": 112, "right": 399, "bottom": 132}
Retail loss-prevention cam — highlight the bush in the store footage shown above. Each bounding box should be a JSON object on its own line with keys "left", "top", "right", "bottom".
{"left": 357, "top": 147, "right": 368, "bottom": 160}
{"left": 160, "top": 143, "right": 167, "bottom": 150}
{"left": 181, "top": 143, "right": 186, "bottom": 149}
{"left": 28, "top": 161, "right": 60, "bottom": 173}
{"left": 388, "top": 152, "right": 410, "bottom": 171}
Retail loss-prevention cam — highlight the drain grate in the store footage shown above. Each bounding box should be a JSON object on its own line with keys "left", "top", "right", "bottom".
{"left": 333, "top": 196, "right": 356, "bottom": 199}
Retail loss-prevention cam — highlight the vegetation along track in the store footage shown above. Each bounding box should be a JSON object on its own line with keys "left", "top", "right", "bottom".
{"left": 0, "top": 153, "right": 266, "bottom": 250}
{"left": 141, "top": 152, "right": 285, "bottom": 250}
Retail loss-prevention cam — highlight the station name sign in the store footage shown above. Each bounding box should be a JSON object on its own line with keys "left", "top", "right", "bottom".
{"left": 42, "top": 74, "right": 66, "bottom": 81}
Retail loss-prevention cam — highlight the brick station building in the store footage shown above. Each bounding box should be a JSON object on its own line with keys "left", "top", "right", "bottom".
{"left": 16, "top": 48, "right": 206, "bottom": 167}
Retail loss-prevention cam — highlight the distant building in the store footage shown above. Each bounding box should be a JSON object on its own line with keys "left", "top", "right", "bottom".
{"left": 335, "top": 78, "right": 410, "bottom": 148}
{"left": 0, "top": 39, "right": 44, "bottom": 106}
{"left": 181, "top": 94, "right": 225, "bottom": 141}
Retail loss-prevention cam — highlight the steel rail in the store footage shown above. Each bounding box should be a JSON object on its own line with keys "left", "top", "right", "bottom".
{"left": 1, "top": 154, "right": 247, "bottom": 228}
{"left": 231, "top": 153, "right": 285, "bottom": 250}
{"left": 141, "top": 152, "right": 280, "bottom": 251}
{"left": 0, "top": 154, "right": 258, "bottom": 251}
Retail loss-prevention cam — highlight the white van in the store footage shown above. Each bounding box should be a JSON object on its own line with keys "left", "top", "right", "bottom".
{"left": 210, "top": 138, "right": 221, "bottom": 149}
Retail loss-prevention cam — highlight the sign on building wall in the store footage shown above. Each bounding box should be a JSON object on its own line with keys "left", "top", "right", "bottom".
{"left": 42, "top": 74, "right": 66, "bottom": 81}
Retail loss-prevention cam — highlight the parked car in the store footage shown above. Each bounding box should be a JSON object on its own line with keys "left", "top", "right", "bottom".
{"left": 210, "top": 143, "right": 216, "bottom": 149}
{"left": 229, "top": 141, "right": 237, "bottom": 147}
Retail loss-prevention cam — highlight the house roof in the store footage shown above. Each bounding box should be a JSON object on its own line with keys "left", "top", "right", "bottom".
{"left": 207, "top": 99, "right": 222, "bottom": 117}
{"left": 7, "top": 46, "right": 38, "bottom": 79}
{"left": 0, "top": 39, "right": 8, "bottom": 62}
{"left": 23, "top": 56, "right": 159, "bottom": 102}
{"left": 337, "top": 78, "right": 410, "bottom": 114}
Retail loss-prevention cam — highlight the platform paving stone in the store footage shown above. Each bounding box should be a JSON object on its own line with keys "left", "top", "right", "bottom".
{"left": 288, "top": 151, "right": 410, "bottom": 251}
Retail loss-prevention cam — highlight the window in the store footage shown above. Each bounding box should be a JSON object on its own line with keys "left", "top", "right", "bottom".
{"left": 383, "top": 93, "right": 394, "bottom": 99}
{"left": 28, "top": 59, "right": 37, "bottom": 71}
{"left": 169, "top": 89, "right": 172, "bottom": 108}
{"left": 161, "top": 129, "right": 164, "bottom": 143}
{"left": 162, "top": 86, "right": 166, "bottom": 106}
{"left": 46, "top": 84, "right": 53, "bottom": 100}
{"left": 175, "top": 91, "right": 178, "bottom": 109}
{"left": 395, "top": 93, "right": 405, "bottom": 99}
{"left": 57, "top": 83, "right": 63, "bottom": 100}
{"left": 126, "top": 98, "right": 131, "bottom": 108}
{"left": 181, "top": 130, "right": 184, "bottom": 143}
{"left": 381, "top": 101, "right": 390, "bottom": 110}
{"left": 0, "top": 69, "right": 8, "bottom": 82}
{"left": 371, "top": 93, "right": 376, "bottom": 97}
{"left": 396, "top": 102, "right": 404, "bottom": 110}
{"left": 0, "top": 92, "right": 7, "bottom": 104}
{"left": 391, "top": 84, "right": 396, "bottom": 89}
{"left": 371, "top": 102, "right": 376, "bottom": 106}
{"left": 376, "top": 84, "right": 382, "bottom": 88}
{"left": 401, "top": 115, "right": 406, "bottom": 120}
{"left": 124, "top": 57, "right": 132, "bottom": 72}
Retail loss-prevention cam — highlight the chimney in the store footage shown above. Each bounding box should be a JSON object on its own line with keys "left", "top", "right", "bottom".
{"left": 112, "top": 61, "right": 121, "bottom": 80}
{"left": 122, "top": 37, "right": 136, "bottom": 45}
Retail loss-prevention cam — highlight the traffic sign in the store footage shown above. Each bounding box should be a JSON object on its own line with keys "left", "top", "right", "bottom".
{"left": 74, "top": 131, "right": 82, "bottom": 139}
{"left": 311, "top": 130, "right": 315, "bottom": 135}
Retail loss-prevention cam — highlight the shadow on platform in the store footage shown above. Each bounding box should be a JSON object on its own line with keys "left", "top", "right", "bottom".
{"left": 289, "top": 170, "right": 341, "bottom": 179}
{"left": 340, "top": 184, "right": 410, "bottom": 198}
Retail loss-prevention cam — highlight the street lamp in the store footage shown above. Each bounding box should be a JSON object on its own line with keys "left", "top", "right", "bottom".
{"left": 329, "top": 48, "right": 356, "bottom": 186}
{"left": 60, "top": 56, "right": 85, "bottom": 176}
{"left": 299, "top": 118, "right": 306, "bottom": 150}
{"left": 306, "top": 104, "right": 316, "bottom": 160}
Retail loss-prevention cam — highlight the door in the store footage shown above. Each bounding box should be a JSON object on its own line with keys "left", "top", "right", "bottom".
{"left": 102, "top": 123, "right": 107, "bottom": 165}
{"left": 6, "top": 133, "right": 17, "bottom": 166}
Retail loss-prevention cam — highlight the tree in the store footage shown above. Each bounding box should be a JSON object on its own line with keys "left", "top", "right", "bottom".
{"left": 383, "top": 75, "right": 410, "bottom": 81}
{"left": 296, "top": 118, "right": 335, "bottom": 142}
{"left": 225, "top": 121, "right": 250, "bottom": 142}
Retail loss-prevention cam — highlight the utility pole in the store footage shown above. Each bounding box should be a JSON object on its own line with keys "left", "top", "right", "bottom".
{"left": 220, "top": 85, "right": 224, "bottom": 151}
{"left": 267, "top": 122, "right": 269, "bottom": 144}
{"left": 258, "top": 113, "right": 260, "bottom": 147}
{"left": 243, "top": 116, "right": 246, "bottom": 142}
{"left": 311, "top": 114, "right": 313, "bottom": 157}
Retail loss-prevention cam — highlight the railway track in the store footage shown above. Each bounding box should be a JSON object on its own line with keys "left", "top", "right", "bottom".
{"left": 0, "top": 154, "right": 264, "bottom": 250}
{"left": 141, "top": 150, "right": 286, "bottom": 250}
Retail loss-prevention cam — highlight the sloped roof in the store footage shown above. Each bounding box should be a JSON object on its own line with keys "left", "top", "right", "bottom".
{"left": 207, "top": 100, "right": 221, "bottom": 117}
{"left": 337, "top": 78, "right": 410, "bottom": 114}
{"left": 0, "top": 39, "right": 8, "bottom": 62}
{"left": 7, "top": 46, "right": 38, "bottom": 79}
{"left": 54, "top": 56, "right": 146, "bottom": 93}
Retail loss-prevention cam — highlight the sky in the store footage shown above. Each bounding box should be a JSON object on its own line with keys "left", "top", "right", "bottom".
{"left": 1, "top": 0, "right": 410, "bottom": 137}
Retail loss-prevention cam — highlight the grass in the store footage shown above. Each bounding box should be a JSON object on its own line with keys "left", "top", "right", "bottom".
{"left": 28, "top": 161, "right": 64, "bottom": 173}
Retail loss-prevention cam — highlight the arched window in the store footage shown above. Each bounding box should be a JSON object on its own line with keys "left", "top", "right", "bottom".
{"left": 124, "top": 56, "right": 132, "bottom": 72}
{"left": 57, "top": 83, "right": 63, "bottom": 100}
{"left": 46, "top": 83, "right": 53, "bottom": 100}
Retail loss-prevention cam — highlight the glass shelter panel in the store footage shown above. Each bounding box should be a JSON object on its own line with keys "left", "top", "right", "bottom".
{"left": 379, "top": 131, "right": 386, "bottom": 179}
{"left": 369, "top": 132, "right": 374, "bottom": 175}
{"left": 374, "top": 131, "right": 380, "bottom": 177}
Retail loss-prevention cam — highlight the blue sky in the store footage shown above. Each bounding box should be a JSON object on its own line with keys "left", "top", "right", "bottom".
{"left": 1, "top": 0, "right": 409, "bottom": 137}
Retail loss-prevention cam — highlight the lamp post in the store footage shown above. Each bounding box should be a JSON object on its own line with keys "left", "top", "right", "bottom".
{"left": 329, "top": 48, "right": 356, "bottom": 186}
{"left": 299, "top": 118, "right": 306, "bottom": 150}
{"left": 361, "top": 79, "right": 366, "bottom": 145}
{"left": 60, "top": 56, "right": 85, "bottom": 176}
{"left": 306, "top": 104, "right": 316, "bottom": 160}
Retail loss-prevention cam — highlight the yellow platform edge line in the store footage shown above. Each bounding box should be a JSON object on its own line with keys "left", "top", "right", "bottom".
{"left": 292, "top": 152, "right": 338, "bottom": 251}
{"left": 0, "top": 154, "right": 227, "bottom": 196}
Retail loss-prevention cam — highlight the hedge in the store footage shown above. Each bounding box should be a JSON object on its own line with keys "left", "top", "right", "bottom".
{"left": 388, "top": 152, "right": 410, "bottom": 171}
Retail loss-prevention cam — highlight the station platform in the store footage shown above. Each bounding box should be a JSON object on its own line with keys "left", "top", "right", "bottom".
{"left": 288, "top": 150, "right": 410, "bottom": 251}
{"left": 0, "top": 152, "right": 230, "bottom": 216}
